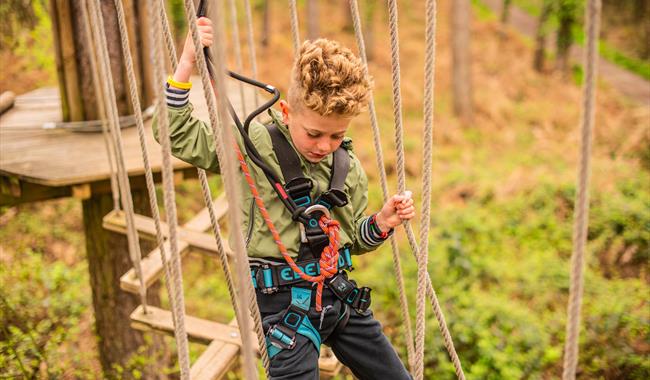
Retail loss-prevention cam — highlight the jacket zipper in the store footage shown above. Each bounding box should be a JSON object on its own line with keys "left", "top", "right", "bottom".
{"left": 245, "top": 197, "right": 256, "bottom": 247}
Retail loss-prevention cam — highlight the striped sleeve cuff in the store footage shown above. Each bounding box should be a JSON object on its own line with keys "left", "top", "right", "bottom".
{"left": 165, "top": 83, "right": 190, "bottom": 108}
{"left": 359, "top": 214, "right": 394, "bottom": 247}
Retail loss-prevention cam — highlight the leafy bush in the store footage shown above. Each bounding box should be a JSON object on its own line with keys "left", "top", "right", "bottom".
{"left": 359, "top": 175, "right": 649, "bottom": 379}
{"left": 0, "top": 250, "right": 94, "bottom": 378}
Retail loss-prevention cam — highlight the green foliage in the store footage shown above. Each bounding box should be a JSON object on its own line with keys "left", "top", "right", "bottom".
{"left": 471, "top": 0, "right": 498, "bottom": 21}
{"left": 0, "top": 0, "right": 54, "bottom": 76}
{"left": 598, "top": 42, "right": 650, "bottom": 81}
{"left": 167, "top": 0, "right": 188, "bottom": 41}
{"left": 0, "top": 250, "right": 94, "bottom": 378}
{"left": 571, "top": 63, "right": 584, "bottom": 85}
{"left": 505, "top": 0, "right": 650, "bottom": 79}
{"left": 359, "top": 173, "right": 649, "bottom": 379}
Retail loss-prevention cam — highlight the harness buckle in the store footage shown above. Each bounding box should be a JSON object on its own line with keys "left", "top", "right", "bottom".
{"left": 254, "top": 264, "right": 279, "bottom": 294}
{"left": 319, "top": 189, "right": 348, "bottom": 208}
{"left": 327, "top": 273, "right": 356, "bottom": 300}
{"left": 285, "top": 177, "right": 313, "bottom": 201}
{"left": 267, "top": 324, "right": 296, "bottom": 350}
{"left": 326, "top": 274, "right": 373, "bottom": 313}
{"left": 354, "top": 287, "right": 372, "bottom": 313}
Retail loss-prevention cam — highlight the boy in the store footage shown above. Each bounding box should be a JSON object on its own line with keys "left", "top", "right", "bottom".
{"left": 155, "top": 17, "right": 414, "bottom": 380}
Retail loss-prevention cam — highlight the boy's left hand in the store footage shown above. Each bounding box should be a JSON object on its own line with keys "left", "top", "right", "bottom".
{"left": 375, "top": 190, "right": 415, "bottom": 233}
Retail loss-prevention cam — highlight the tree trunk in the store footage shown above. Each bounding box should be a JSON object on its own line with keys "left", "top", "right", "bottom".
{"left": 52, "top": 1, "right": 152, "bottom": 121}
{"left": 533, "top": 0, "right": 553, "bottom": 72}
{"left": 451, "top": 0, "right": 473, "bottom": 122}
{"left": 51, "top": 0, "right": 84, "bottom": 122}
{"left": 51, "top": 1, "right": 164, "bottom": 377}
{"left": 501, "top": 0, "right": 512, "bottom": 24}
{"left": 342, "top": 0, "right": 353, "bottom": 32}
{"left": 555, "top": 1, "right": 577, "bottom": 77}
{"left": 83, "top": 188, "right": 167, "bottom": 379}
{"left": 306, "top": 0, "right": 319, "bottom": 40}
{"left": 261, "top": 0, "right": 270, "bottom": 47}
{"left": 363, "top": 0, "right": 377, "bottom": 61}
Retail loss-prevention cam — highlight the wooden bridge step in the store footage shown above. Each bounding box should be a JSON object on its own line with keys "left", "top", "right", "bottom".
{"left": 131, "top": 305, "right": 343, "bottom": 378}
{"left": 190, "top": 319, "right": 240, "bottom": 380}
{"left": 130, "top": 305, "right": 242, "bottom": 345}
{"left": 190, "top": 338, "right": 240, "bottom": 380}
{"left": 102, "top": 195, "right": 229, "bottom": 293}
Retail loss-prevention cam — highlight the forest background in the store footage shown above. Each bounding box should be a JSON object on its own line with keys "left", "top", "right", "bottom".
{"left": 0, "top": 0, "right": 648, "bottom": 379}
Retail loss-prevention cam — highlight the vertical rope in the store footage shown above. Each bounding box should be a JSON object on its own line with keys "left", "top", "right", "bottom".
{"left": 562, "top": 1, "right": 601, "bottom": 379}
{"left": 85, "top": 0, "right": 148, "bottom": 313}
{"left": 149, "top": 0, "right": 192, "bottom": 377}
{"left": 159, "top": 0, "right": 178, "bottom": 70}
{"left": 348, "top": 0, "right": 415, "bottom": 371}
{"left": 79, "top": 3, "right": 120, "bottom": 212}
{"left": 385, "top": 2, "right": 428, "bottom": 377}
{"left": 386, "top": 1, "right": 465, "bottom": 378}
{"left": 113, "top": 0, "right": 183, "bottom": 346}
{"left": 242, "top": 0, "right": 260, "bottom": 108}
{"left": 289, "top": 0, "right": 300, "bottom": 54}
{"left": 205, "top": 2, "right": 260, "bottom": 378}
{"left": 157, "top": 3, "right": 253, "bottom": 375}
{"left": 228, "top": 0, "right": 248, "bottom": 115}
{"left": 422, "top": 0, "right": 467, "bottom": 377}
{"left": 385, "top": 0, "right": 423, "bottom": 283}
{"left": 181, "top": 0, "right": 269, "bottom": 376}
{"left": 414, "top": 0, "right": 436, "bottom": 377}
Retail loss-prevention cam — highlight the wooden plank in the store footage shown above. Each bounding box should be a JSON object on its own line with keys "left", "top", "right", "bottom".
{"left": 191, "top": 320, "right": 240, "bottom": 380}
{"left": 130, "top": 305, "right": 242, "bottom": 346}
{"left": 131, "top": 305, "right": 344, "bottom": 378}
{"left": 319, "top": 347, "right": 344, "bottom": 378}
{"left": 72, "top": 183, "right": 91, "bottom": 199}
{"left": 120, "top": 240, "right": 185, "bottom": 293}
{"left": 116, "top": 196, "right": 229, "bottom": 293}
{"left": 103, "top": 210, "right": 231, "bottom": 256}
{"left": 184, "top": 197, "right": 228, "bottom": 231}
{"left": 190, "top": 339, "right": 240, "bottom": 380}
{"left": 0, "top": 180, "right": 72, "bottom": 207}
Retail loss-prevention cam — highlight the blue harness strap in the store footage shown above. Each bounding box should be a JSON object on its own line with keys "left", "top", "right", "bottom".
{"left": 266, "top": 287, "right": 321, "bottom": 358}
{"left": 252, "top": 246, "right": 353, "bottom": 293}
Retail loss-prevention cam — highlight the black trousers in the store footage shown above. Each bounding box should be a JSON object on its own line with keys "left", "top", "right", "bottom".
{"left": 257, "top": 286, "right": 412, "bottom": 380}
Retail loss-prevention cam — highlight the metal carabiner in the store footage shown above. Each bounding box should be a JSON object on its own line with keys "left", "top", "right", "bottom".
{"left": 299, "top": 204, "right": 331, "bottom": 243}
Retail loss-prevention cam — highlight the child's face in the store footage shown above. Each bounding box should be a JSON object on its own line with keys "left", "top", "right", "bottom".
{"left": 280, "top": 100, "right": 351, "bottom": 163}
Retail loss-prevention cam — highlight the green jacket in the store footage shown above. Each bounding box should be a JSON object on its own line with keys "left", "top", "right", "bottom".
{"left": 153, "top": 103, "right": 383, "bottom": 259}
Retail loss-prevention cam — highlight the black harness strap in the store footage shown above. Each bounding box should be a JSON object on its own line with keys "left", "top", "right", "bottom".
{"left": 320, "top": 147, "right": 349, "bottom": 209}
{"left": 266, "top": 121, "right": 313, "bottom": 207}
{"left": 265, "top": 118, "right": 350, "bottom": 208}
{"left": 265, "top": 119, "right": 351, "bottom": 258}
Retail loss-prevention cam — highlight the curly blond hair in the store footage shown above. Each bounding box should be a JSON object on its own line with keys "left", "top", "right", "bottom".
{"left": 287, "top": 39, "right": 373, "bottom": 118}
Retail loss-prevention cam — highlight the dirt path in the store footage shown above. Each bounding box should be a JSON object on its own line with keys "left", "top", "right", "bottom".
{"left": 482, "top": 0, "right": 650, "bottom": 105}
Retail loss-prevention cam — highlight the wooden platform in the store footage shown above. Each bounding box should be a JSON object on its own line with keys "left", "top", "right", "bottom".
{"left": 0, "top": 77, "right": 257, "bottom": 205}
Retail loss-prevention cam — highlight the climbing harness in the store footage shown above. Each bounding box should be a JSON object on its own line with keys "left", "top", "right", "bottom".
{"left": 251, "top": 246, "right": 353, "bottom": 294}
{"left": 265, "top": 113, "right": 350, "bottom": 256}
{"left": 266, "top": 287, "right": 322, "bottom": 358}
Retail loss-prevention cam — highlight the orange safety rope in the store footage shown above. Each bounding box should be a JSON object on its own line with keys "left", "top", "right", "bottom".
{"left": 234, "top": 145, "right": 340, "bottom": 311}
